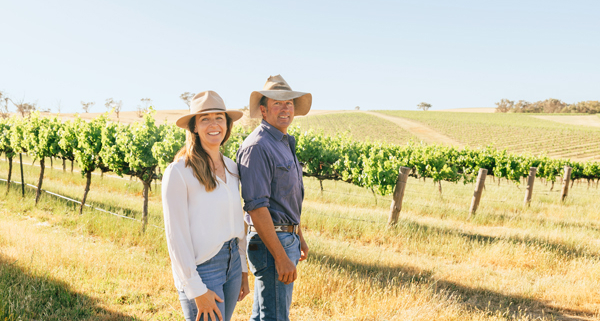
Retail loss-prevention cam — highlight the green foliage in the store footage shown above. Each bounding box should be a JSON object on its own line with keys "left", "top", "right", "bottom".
{"left": 151, "top": 121, "right": 185, "bottom": 173}
{"left": 0, "top": 118, "right": 16, "bottom": 158}
{"left": 72, "top": 115, "right": 108, "bottom": 175}
{"left": 5, "top": 114, "right": 600, "bottom": 199}
{"left": 115, "top": 111, "right": 160, "bottom": 182}
{"left": 100, "top": 120, "right": 130, "bottom": 176}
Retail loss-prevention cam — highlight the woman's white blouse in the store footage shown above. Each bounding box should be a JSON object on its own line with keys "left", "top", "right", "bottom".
{"left": 162, "top": 157, "right": 248, "bottom": 300}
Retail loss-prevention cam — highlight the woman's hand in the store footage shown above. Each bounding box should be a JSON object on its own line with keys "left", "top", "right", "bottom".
{"left": 194, "top": 290, "right": 223, "bottom": 321}
{"left": 238, "top": 272, "right": 250, "bottom": 301}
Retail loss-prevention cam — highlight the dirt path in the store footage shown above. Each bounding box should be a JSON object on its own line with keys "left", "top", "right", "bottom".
{"left": 366, "top": 111, "right": 463, "bottom": 146}
{"left": 531, "top": 115, "right": 600, "bottom": 128}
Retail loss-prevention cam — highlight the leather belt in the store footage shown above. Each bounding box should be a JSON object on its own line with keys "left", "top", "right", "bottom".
{"left": 248, "top": 225, "right": 298, "bottom": 234}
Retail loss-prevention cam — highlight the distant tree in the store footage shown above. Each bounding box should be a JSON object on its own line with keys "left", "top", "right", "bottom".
{"left": 56, "top": 100, "right": 62, "bottom": 114}
{"left": 180, "top": 92, "right": 195, "bottom": 108}
{"left": 105, "top": 98, "right": 123, "bottom": 119}
{"left": 137, "top": 98, "right": 152, "bottom": 118}
{"left": 494, "top": 99, "right": 514, "bottom": 113}
{"left": 0, "top": 92, "right": 9, "bottom": 119}
{"left": 355, "top": 106, "right": 360, "bottom": 110}
{"left": 14, "top": 99, "right": 36, "bottom": 117}
{"left": 81, "top": 101, "right": 95, "bottom": 113}
{"left": 417, "top": 102, "right": 432, "bottom": 111}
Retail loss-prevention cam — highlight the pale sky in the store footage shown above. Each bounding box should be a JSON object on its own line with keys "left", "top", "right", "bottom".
{"left": 2, "top": 0, "right": 599, "bottom": 113}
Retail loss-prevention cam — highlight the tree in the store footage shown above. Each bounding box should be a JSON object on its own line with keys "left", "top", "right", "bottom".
{"left": 355, "top": 106, "right": 360, "bottom": 110}
{"left": 57, "top": 119, "right": 77, "bottom": 172}
{"left": 115, "top": 110, "right": 162, "bottom": 232}
{"left": 180, "top": 92, "right": 195, "bottom": 108}
{"left": 21, "top": 112, "right": 61, "bottom": 204}
{"left": 0, "top": 117, "right": 16, "bottom": 194}
{"left": 8, "top": 116, "right": 29, "bottom": 197}
{"left": 14, "top": 99, "right": 36, "bottom": 117}
{"left": 70, "top": 114, "right": 110, "bottom": 213}
{"left": 105, "top": 98, "right": 123, "bottom": 119}
{"left": 417, "top": 102, "right": 432, "bottom": 111}
{"left": 0, "top": 92, "right": 9, "bottom": 119}
{"left": 81, "top": 101, "right": 95, "bottom": 113}
{"left": 136, "top": 98, "right": 152, "bottom": 118}
{"left": 494, "top": 99, "right": 514, "bottom": 113}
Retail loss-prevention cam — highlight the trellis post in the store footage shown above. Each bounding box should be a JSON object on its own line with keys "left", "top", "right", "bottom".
{"left": 469, "top": 168, "right": 487, "bottom": 217}
{"left": 388, "top": 166, "right": 411, "bottom": 227}
{"left": 561, "top": 166, "right": 572, "bottom": 202}
{"left": 523, "top": 167, "right": 537, "bottom": 207}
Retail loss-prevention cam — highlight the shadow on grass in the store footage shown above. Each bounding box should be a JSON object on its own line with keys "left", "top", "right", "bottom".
{"left": 308, "top": 247, "right": 597, "bottom": 321}
{"left": 395, "top": 218, "right": 600, "bottom": 261}
{"left": 307, "top": 209, "right": 600, "bottom": 262}
{"left": 0, "top": 255, "right": 137, "bottom": 321}
{"left": 472, "top": 209, "right": 600, "bottom": 235}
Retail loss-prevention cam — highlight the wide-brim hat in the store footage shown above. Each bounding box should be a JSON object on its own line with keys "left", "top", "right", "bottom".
{"left": 249, "top": 75, "right": 312, "bottom": 118}
{"left": 176, "top": 91, "right": 243, "bottom": 129}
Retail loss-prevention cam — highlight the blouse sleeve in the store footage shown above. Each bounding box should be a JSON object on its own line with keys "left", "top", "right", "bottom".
{"left": 162, "top": 164, "right": 208, "bottom": 300}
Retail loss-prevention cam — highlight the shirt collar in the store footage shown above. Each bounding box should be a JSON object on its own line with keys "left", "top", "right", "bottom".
{"left": 260, "top": 119, "right": 288, "bottom": 142}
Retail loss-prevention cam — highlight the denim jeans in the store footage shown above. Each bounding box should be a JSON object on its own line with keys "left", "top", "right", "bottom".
{"left": 178, "top": 238, "right": 243, "bottom": 321}
{"left": 247, "top": 231, "right": 301, "bottom": 321}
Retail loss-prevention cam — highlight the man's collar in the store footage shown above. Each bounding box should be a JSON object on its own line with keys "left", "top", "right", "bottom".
{"left": 260, "top": 119, "right": 287, "bottom": 141}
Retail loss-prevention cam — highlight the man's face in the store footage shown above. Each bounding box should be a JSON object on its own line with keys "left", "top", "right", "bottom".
{"left": 260, "top": 98, "right": 295, "bottom": 134}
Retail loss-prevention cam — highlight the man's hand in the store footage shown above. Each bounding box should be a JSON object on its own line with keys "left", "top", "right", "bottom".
{"left": 275, "top": 256, "right": 297, "bottom": 284}
{"left": 299, "top": 239, "right": 309, "bottom": 261}
{"left": 298, "top": 225, "right": 309, "bottom": 261}
{"left": 248, "top": 207, "right": 299, "bottom": 285}
{"left": 194, "top": 290, "right": 223, "bottom": 321}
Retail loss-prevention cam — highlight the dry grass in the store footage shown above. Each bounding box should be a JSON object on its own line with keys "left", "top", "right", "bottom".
{"left": 1, "top": 159, "right": 600, "bottom": 320}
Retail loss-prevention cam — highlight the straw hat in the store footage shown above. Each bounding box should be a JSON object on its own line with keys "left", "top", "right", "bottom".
{"left": 175, "top": 91, "right": 243, "bottom": 129}
{"left": 249, "top": 75, "right": 312, "bottom": 118}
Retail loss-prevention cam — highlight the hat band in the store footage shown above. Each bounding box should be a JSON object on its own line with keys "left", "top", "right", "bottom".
{"left": 194, "top": 107, "right": 227, "bottom": 113}
{"left": 268, "top": 84, "right": 292, "bottom": 90}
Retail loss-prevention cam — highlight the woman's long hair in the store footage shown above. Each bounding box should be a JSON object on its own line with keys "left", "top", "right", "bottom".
{"left": 174, "top": 113, "right": 234, "bottom": 192}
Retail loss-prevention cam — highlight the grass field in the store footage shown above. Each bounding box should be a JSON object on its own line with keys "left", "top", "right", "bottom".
{"left": 292, "top": 112, "right": 418, "bottom": 145}
{"left": 374, "top": 111, "right": 600, "bottom": 161}
{"left": 2, "top": 155, "right": 600, "bottom": 320}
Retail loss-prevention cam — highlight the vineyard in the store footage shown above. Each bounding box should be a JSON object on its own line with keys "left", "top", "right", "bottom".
{"left": 291, "top": 112, "right": 418, "bottom": 145}
{"left": 2, "top": 111, "right": 600, "bottom": 219}
{"left": 373, "top": 110, "right": 600, "bottom": 161}
{"left": 2, "top": 111, "right": 600, "bottom": 320}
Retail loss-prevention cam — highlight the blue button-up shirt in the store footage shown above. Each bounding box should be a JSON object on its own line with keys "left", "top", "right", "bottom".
{"left": 236, "top": 120, "right": 304, "bottom": 225}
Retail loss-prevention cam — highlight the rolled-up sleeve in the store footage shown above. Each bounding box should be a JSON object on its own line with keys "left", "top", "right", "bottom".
{"left": 237, "top": 144, "right": 272, "bottom": 212}
{"left": 162, "top": 164, "right": 207, "bottom": 300}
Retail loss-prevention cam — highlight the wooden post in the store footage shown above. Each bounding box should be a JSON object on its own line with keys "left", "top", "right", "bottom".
{"left": 523, "top": 167, "right": 537, "bottom": 207}
{"left": 561, "top": 166, "right": 572, "bottom": 202}
{"left": 388, "top": 166, "right": 411, "bottom": 226}
{"left": 19, "top": 153, "right": 25, "bottom": 197}
{"left": 469, "top": 168, "right": 487, "bottom": 217}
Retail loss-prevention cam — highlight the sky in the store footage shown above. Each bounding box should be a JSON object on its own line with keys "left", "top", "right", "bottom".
{"left": 1, "top": 0, "right": 599, "bottom": 113}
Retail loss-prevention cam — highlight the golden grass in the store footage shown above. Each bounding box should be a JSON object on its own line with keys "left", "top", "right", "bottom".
{"left": 1, "top": 159, "right": 600, "bottom": 320}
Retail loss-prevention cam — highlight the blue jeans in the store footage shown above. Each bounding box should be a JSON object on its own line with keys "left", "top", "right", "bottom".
{"left": 178, "top": 238, "right": 242, "bottom": 321}
{"left": 247, "top": 231, "right": 301, "bottom": 321}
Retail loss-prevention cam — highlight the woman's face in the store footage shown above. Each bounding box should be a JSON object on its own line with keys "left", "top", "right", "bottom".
{"left": 195, "top": 112, "right": 227, "bottom": 150}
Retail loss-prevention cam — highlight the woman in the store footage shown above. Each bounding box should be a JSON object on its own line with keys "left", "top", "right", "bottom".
{"left": 162, "top": 91, "right": 249, "bottom": 321}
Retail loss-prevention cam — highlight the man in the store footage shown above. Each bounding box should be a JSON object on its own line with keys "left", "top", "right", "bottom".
{"left": 236, "top": 75, "right": 311, "bottom": 321}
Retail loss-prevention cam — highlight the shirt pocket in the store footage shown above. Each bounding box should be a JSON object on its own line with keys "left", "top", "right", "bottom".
{"left": 273, "top": 160, "right": 298, "bottom": 195}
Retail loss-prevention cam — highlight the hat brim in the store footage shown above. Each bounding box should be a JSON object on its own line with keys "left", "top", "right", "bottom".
{"left": 249, "top": 90, "right": 312, "bottom": 119}
{"left": 175, "top": 109, "right": 244, "bottom": 129}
